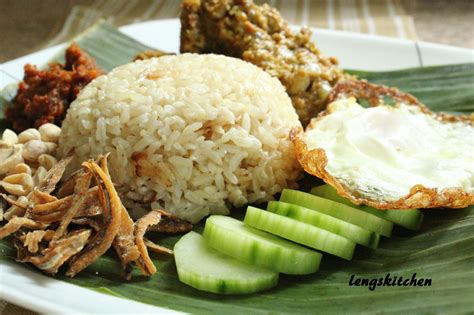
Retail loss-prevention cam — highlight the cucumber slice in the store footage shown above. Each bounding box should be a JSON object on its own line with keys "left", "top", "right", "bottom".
{"left": 280, "top": 189, "right": 393, "bottom": 237}
{"left": 244, "top": 206, "right": 355, "bottom": 260}
{"left": 174, "top": 231, "right": 278, "bottom": 294}
{"left": 310, "top": 184, "right": 365, "bottom": 207}
{"left": 311, "top": 185, "right": 424, "bottom": 230}
{"left": 366, "top": 232, "right": 380, "bottom": 249}
{"left": 267, "top": 201, "right": 379, "bottom": 248}
{"left": 203, "top": 215, "right": 322, "bottom": 274}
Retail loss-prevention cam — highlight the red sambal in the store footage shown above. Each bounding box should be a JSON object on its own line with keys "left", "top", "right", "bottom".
{"left": 5, "top": 43, "right": 103, "bottom": 132}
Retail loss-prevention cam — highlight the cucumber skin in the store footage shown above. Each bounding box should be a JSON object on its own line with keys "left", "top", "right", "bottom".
{"left": 310, "top": 185, "right": 424, "bottom": 230}
{"left": 203, "top": 216, "right": 322, "bottom": 275}
{"left": 367, "top": 233, "right": 380, "bottom": 249}
{"left": 177, "top": 269, "right": 277, "bottom": 295}
{"left": 360, "top": 205, "right": 423, "bottom": 230}
{"left": 280, "top": 189, "right": 393, "bottom": 237}
{"left": 267, "top": 201, "right": 379, "bottom": 248}
{"left": 174, "top": 231, "right": 278, "bottom": 295}
{"left": 244, "top": 206, "right": 356, "bottom": 260}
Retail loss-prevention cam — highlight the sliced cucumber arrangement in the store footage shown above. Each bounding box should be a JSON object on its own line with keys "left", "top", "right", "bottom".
{"left": 244, "top": 206, "right": 356, "bottom": 260}
{"left": 174, "top": 231, "right": 278, "bottom": 294}
{"left": 280, "top": 189, "right": 393, "bottom": 237}
{"left": 203, "top": 215, "right": 322, "bottom": 274}
{"left": 174, "top": 185, "right": 424, "bottom": 295}
{"left": 310, "top": 184, "right": 363, "bottom": 207}
{"left": 267, "top": 201, "right": 380, "bottom": 248}
{"left": 310, "top": 185, "right": 424, "bottom": 230}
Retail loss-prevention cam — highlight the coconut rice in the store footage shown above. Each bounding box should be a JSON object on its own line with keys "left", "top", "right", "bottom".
{"left": 59, "top": 54, "right": 302, "bottom": 223}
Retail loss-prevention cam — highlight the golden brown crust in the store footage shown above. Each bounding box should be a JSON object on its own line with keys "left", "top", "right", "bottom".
{"left": 291, "top": 81, "right": 474, "bottom": 210}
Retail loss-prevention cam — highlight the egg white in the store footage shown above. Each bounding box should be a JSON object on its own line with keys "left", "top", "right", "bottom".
{"left": 303, "top": 98, "right": 474, "bottom": 201}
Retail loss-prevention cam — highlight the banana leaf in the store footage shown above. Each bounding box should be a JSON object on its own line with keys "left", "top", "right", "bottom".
{"left": 349, "top": 64, "right": 474, "bottom": 112}
{"left": 53, "top": 20, "right": 153, "bottom": 72}
{"left": 0, "top": 21, "right": 473, "bottom": 314}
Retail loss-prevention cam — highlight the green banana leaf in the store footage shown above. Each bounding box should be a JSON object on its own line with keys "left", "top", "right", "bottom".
{"left": 0, "top": 21, "right": 473, "bottom": 314}
{"left": 349, "top": 64, "right": 474, "bottom": 112}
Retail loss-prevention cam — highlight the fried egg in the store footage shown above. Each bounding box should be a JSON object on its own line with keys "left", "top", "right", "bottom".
{"left": 292, "top": 97, "right": 474, "bottom": 209}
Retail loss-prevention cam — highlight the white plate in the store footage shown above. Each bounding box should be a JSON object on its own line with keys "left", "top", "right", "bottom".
{"left": 0, "top": 19, "right": 473, "bottom": 314}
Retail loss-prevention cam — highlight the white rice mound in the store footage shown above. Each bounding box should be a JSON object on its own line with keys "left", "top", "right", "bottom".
{"left": 59, "top": 54, "right": 302, "bottom": 223}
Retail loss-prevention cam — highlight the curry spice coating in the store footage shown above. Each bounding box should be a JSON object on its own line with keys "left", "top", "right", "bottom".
{"left": 180, "top": 0, "right": 348, "bottom": 124}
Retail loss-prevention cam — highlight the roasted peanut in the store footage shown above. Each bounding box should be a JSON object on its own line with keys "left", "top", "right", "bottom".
{"left": 0, "top": 147, "right": 14, "bottom": 162}
{"left": 0, "top": 173, "right": 34, "bottom": 196}
{"left": 0, "top": 145, "right": 24, "bottom": 176}
{"left": 44, "top": 142, "right": 58, "bottom": 155}
{"left": 10, "top": 163, "right": 32, "bottom": 175}
{"left": 38, "top": 154, "right": 57, "bottom": 170}
{"left": 16, "top": 195, "right": 28, "bottom": 206}
{"left": 18, "top": 128, "right": 41, "bottom": 144}
{"left": 39, "top": 123, "right": 61, "bottom": 143}
{"left": 22, "top": 140, "right": 48, "bottom": 162}
{"left": 33, "top": 166, "right": 48, "bottom": 187}
{"left": 2, "top": 129, "right": 18, "bottom": 146}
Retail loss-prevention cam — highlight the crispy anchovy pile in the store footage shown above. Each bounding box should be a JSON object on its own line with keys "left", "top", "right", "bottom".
{"left": 0, "top": 154, "right": 192, "bottom": 278}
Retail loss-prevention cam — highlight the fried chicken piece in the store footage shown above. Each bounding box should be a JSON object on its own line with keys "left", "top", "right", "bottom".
{"left": 180, "top": 0, "right": 348, "bottom": 124}
{"left": 5, "top": 43, "right": 103, "bottom": 132}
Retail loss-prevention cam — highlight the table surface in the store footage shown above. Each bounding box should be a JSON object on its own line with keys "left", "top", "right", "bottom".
{"left": 0, "top": 0, "right": 473, "bottom": 64}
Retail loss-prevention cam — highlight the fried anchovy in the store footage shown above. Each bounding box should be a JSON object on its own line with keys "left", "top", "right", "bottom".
{"left": 148, "top": 210, "right": 193, "bottom": 234}
{"left": 144, "top": 238, "right": 173, "bottom": 255}
{"left": 72, "top": 217, "right": 101, "bottom": 231}
{"left": 29, "top": 190, "right": 58, "bottom": 205}
{"left": 52, "top": 170, "right": 92, "bottom": 241}
{"left": 30, "top": 187, "right": 99, "bottom": 215}
{"left": 134, "top": 210, "right": 162, "bottom": 276}
{"left": 113, "top": 206, "right": 141, "bottom": 280}
{"left": 56, "top": 155, "right": 107, "bottom": 198}
{"left": 25, "top": 229, "right": 91, "bottom": 274}
{"left": 31, "top": 205, "right": 101, "bottom": 224}
{"left": 98, "top": 153, "right": 141, "bottom": 278}
{"left": 21, "top": 230, "right": 55, "bottom": 253}
{"left": 55, "top": 169, "right": 84, "bottom": 198}
{"left": 0, "top": 217, "right": 48, "bottom": 239}
{"left": 37, "top": 156, "right": 73, "bottom": 194}
{"left": 66, "top": 161, "right": 122, "bottom": 277}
